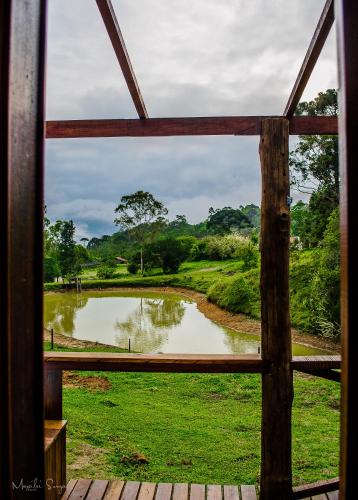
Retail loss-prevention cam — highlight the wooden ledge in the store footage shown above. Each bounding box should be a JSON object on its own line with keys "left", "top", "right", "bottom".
{"left": 44, "top": 352, "right": 264, "bottom": 373}
{"left": 44, "top": 352, "right": 341, "bottom": 374}
{"left": 291, "top": 355, "right": 341, "bottom": 370}
{"left": 44, "top": 419, "right": 66, "bottom": 451}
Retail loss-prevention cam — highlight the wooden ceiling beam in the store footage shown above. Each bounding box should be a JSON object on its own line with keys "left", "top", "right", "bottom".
{"left": 284, "top": 0, "right": 335, "bottom": 117}
{"left": 45, "top": 115, "right": 337, "bottom": 138}
{"left": 95, "top": 0, "right": 148, "bottom": 118}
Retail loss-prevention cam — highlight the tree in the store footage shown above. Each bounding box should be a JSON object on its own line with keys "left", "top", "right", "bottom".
{"left": 308, "top": 208, "right": 340, "bottom": 338}
{"left": 240, "top": 204, "right": 260, "bottom": 228}
{"left": 114, "top": 191, "right": 168, "bottom": 275}
{"left": 44, "top": 256, "right": 61, "bottom": 282}
{"left": 290, "top": 89, "right": 339, "bottom": 245}
{"left": 58, "top": 220, "right": 80, "bottom": 277}
{"left": 207, "top": 207, "right": 252, "bottom": 235}
{"left": 80, "top": 237, "right": 89, "bottom": 247}
{"left": 149, "top": 237, "right": 192, "bottom": 273}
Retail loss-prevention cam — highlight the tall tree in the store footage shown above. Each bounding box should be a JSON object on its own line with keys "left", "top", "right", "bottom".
{"left": 58, "top": 220, "right": 80, "bottom": 277}
{"left": 114, "top": 191, "right": 168, "bottom": 275}
{"left": 289, "top": 89, "right": 339, "bottom": 246}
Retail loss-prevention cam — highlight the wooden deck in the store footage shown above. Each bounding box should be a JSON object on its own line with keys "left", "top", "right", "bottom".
{"left": 62, "top": 480, "right": 259, "bottom": 500}
{"left": 61, "top": 479, "right": 340, "bottom": 499}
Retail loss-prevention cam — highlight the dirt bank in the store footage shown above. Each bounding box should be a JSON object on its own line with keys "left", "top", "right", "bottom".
{"left": 44, "top": 286, "right": 340, "bottom": 353}
{"left": 44, "top": 327, "right": 121, "bottom": 350}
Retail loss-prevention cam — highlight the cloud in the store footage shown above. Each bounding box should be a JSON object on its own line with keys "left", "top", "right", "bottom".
{"left": 45, "top": 0, "right": 337, "bottom": 237}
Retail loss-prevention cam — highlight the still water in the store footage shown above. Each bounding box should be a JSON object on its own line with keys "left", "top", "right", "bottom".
{"left": 44, "top": 291, "right": 328, "bottom": 355}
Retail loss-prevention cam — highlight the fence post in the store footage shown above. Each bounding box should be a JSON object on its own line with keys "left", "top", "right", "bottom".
{"left": 259, "top": 118, "right": 293, "bottom": 499}
{"left": 44, "top": 364, "right": 63, "bottom": 420}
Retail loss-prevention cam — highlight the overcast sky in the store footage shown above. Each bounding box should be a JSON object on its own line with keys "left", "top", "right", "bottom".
{"left": 45, "top": 0, "right": 337, "bottom": 239}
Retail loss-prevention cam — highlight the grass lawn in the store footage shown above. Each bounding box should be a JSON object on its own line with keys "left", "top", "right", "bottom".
{"left": 45, "top": 259, "right": 248, "bottom": 295}
{"left": 44, "top": 342, "right": 340, "bottom": 486}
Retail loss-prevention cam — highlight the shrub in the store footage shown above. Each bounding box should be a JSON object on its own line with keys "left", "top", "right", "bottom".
{"left": 154, "top": 237, "right": 192, "bottom": 273}
{"left": 207, "top": 275, "right": 256, "bottom": 315}
{"left": 96, "top": 264, "right": 116, "bottom": 279}
{"left": 44, "top": 256, "right": 60, "bottom": 282}
{"left": 191, "top": 234, "right": 259, "bottom": 263}
{"left": 127, "top": 262, "right": 139, "bottom": 275}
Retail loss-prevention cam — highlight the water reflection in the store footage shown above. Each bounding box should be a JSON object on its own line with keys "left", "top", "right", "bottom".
{"left": 43, "top": 291, "right": 329, "bottom": 355}
{"left": 45, "top": 293, "right": 88, "bottom": 335}
{"left": 115, "top": 297, "right": 186, "bottom": 352}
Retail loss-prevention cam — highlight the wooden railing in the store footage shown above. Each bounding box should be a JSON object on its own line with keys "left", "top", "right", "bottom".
{"left": 43, "top": 351, "right": 341, "bottom": 498}
{"left": 43, "top": 352, "right": 341, "bottom": 420}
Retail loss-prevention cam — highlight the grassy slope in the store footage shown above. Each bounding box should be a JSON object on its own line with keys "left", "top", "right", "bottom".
{"left": 44, "top": 342, "right": 339, "bottom": 486}
{"left": 44, "top": 260, "right": 245, "bottom": 295}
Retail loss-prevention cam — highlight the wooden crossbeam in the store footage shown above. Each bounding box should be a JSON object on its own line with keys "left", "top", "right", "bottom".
{"left": 292, "top": 477, "right": 339, "bottom": 499}
{"left": 291, "top": 355, "right": 341, "bottom": 370}
{"left": 95, "top": 0, "right": 148, "bottom": 118}
{"left": 294, "top": 369, "right": 341, "bottom": 383}
{"left": 45, "top": 115, "right": 337, "bottom": 138}
{"left": 44, "top": 352, "right": 265, "bottom": 373}
{"left": 284, "top": 0, "right": 335, "bottom": 117}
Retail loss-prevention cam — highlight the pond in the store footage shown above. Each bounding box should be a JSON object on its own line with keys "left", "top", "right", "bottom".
{"left": 44, "top": 290, "right": 328, "bottom": 355}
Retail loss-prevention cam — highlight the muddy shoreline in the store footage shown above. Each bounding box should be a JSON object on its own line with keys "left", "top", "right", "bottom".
{"left": 44, "top": 286, "right": 340, "bottom": 353}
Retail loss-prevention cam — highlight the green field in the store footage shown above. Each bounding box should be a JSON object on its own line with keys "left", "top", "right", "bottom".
{"left": 44, "top": 342, "right": 340, "bottom": 486}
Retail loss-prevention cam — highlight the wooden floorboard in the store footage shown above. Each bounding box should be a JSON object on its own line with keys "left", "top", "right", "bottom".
{"left": 62, "top": 480, "right": 339, "bottom": 499}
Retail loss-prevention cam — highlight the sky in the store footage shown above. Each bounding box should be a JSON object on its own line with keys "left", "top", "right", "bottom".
{"left": 45, "top": 0, "right": 338, "bottom": 239}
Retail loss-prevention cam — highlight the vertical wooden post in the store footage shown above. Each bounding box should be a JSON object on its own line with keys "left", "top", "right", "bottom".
{"left": 44, "top": 366, "right": 63, "bottom": 420}
{"left": 259, "top": 118, "right": 293, "bottom": 499}
{"left": 0, "top": 0, "right": 47, "bottom": 497}
{"left": 336, "top": 1, "right": 358, "bottom": 497}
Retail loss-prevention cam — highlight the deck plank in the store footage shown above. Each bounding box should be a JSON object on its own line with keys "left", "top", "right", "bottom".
{"left": 155, "top": 483, "right": 173, "bottom": 500}
{"left": 86, "top": 480, "right": 109, "bottom": 499}
{"left": 121, "top": 481, "right": 141, "bottom": 500}
{"left": 190, "top": 484, "right": 205, "bottom": 500}
{"left": 327, "top": 492, "right": 339, "bottom": 500}
{"left": 223, "top": 485, "right": 240, "bottom": 500}
{"left": 240, "top": 485, "right": 257, "bottom": 500}
{"left": 68, "top": 479, "right": 92, "bottom": 499}
{"left": 138, "top": 482, "right": 157, "bottom": 500}
{"left": 312, "top": 495, "right": 329, "bottom": 500}
{"left": 61, "top": 479, "right": 78, "bottom": 500}
{"left": 103, "top": 480, "right": 125, "bottom": 499}
{"left": 207, "top": 484, "right": 222, "bottom": 500}
{"left": 172, "top": 483, "right": 189, "bottom": 500}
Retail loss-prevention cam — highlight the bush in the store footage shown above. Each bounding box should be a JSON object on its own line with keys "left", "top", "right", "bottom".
{"left": 96, "top": 264, "right": 116, "bottom": 279}
{"left": 44, "top": 256, "right": 60, "bottom": 282}
{"left": 191, "top": 235, "right": 259, "bottom": 263}
{"left": 307, "top": 208, "right": 340, "bottom": 338}
{"left": 155, "top": 237, "right": 192, "bottom": 273}
{"left": 207, "top": 274, "right": 257, "bottom": 315}
{"left": 127, "top": 262, "right": 139, "bottom": 275}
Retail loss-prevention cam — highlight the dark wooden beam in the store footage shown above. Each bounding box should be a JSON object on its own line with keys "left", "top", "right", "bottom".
{"left": 45, "top": 115, "right": 337, "bottom": 138}
{"left": 44, "top": 366, "right": 63, "bottom": 420}
{"left": 294, "top": 369, "right": 341, "bottom": 383}
{"left": 284, "top": 0, "right": 335, "bottom": 117}
{"left": 0, "top": 0, "right": 47, "bottom": 497}
{"left": 95, "top": 0, "right": 148, "bottom": 119}
{"left": 44, "top": 352, "right": 265, "bottom": 373}
{"left": 292, "top": 478, "right": 339, "bottom": 499}
{"left": 259, "top": 118, "right": 292, "bottom": 499}
{"left": 291, "top": 355, "right": 341, "bottom": 370}
{"left": 336, "top": 0, "right": 358, "bottom": 497}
